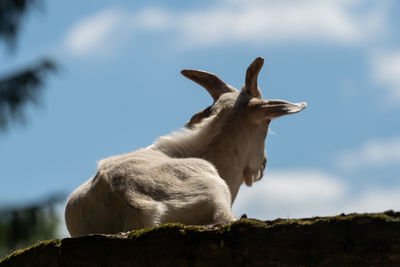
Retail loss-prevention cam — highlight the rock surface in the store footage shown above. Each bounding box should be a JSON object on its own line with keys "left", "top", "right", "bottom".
{"left": 1, "top": 211, "right": 400, "bottom": 266}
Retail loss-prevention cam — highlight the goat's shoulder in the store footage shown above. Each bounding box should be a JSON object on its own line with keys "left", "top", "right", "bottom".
{"left": 97, "top": 147, "right": 162, "bottom": 170}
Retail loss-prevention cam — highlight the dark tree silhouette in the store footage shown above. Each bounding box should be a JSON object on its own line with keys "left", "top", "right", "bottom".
{"left": 0, "top": 0, "right": 62, "bottom": 259}
{"left": 0, "top": 59, "right": 56, "bottom": 128}
{"left": 0, "top": 0, "right": 56, "bottom": 130}
{"left": 0, "top": 0, "right": 42, "bottom": 47}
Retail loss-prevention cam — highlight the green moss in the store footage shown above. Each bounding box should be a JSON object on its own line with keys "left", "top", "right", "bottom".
{"left": 266, "top": 212, "right": 399, "bottom": 228}
{"left": 322, "top": 212, "right": 398, "bottom": 222}
{"left": 224, "top": 218, "right": 267, "bottom": 232}
{"left": 126, "top": 212, "right": 399, "bottom": 240}
{"left": 233, "top": 218, "right": 266, "bottom": 227}
{"left": 0, "top": 239, "right": 61, "bottom": 265}
{"left": 128, "top": 223, "right": 211, "bottom": 238}
{"left": 128, "top": 219, "right": 273, "bottom": 239}
{"left": 383, "top": 210, "right": 400, "bottom": 218}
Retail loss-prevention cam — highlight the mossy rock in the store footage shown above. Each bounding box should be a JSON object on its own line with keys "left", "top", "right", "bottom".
{"left": 1, "top": 212, "right": 400, "bottom": 266}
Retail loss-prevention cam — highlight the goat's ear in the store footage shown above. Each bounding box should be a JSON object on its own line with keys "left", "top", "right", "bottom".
{"left": 185, "top": 106, "right": 212, "bottom": 129}
{"left": 248, "top": 99, "right": 307, "bottom": 123}
{"left": 181, "top": 70, "right": 235, "bottom": 101}
{"left": 243, "top": 57, "right": 264, "bottom": 99}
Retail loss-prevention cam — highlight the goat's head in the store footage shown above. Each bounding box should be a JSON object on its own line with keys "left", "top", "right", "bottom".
{"left": 181, "top": 57, "right": 307, "bottom": 186}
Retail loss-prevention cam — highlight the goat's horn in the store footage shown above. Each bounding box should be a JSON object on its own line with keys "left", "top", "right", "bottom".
{"left": 181, "top": 70, "right": 234, "bottom": 101}
{"left": 245, "top": 57, "right": 264, "bottom": 98}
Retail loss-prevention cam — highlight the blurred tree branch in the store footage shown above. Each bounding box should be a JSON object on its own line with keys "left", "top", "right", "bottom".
{"left": 0, "top": 59, "right": 56, "bottom": 129}
{"left": 0, "top": 0, "right": 57, "bottom": 131}
{"left": 0, "top": 0, "right": 42, "bottom": 48}
{"left": 0, "top": 0, "right": 62, "bottom": 258}
{"left": 0, "top": 193, "right": 66, "bottom": 258}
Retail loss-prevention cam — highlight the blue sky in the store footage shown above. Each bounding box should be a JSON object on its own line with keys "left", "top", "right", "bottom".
{"left": 1, "top": 0, "right": 400, "bottom": 229}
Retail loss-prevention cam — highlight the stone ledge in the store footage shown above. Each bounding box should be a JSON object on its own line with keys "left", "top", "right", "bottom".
{"left": 1, "top": 211, "right": 400, "bottom": 266}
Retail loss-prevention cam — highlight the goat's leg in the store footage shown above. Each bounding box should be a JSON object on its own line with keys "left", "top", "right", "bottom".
{"left": 212, "top": 203, "right": 236, "bottom": 224}
{"left": 205, "top": 177, "right": 237, "bottom": 224}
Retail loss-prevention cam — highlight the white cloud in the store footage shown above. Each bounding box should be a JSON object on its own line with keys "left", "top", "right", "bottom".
{"left": 344, "top": 188, "right": 400, "bottom": 213}
{"left": 246, "top": 169, "right": 347, "bottom": 202}
{"left": 132, "top": 8, "right": 175, "bottom": 31}
{"left": 337, "top": 137, "right": 400, "bottom": 171}
{"left": 233, "top": 168, "right": 400, "bottom": 220}
{"left": 176, "top": 0, "right": 382, "bottom": 47}
{"left": 64, "top": 9, "right": 127, "bottom": 56}
{"left": 62, "top": 0, "right": 389, "bottom": 56}
{"left": 233, "top": 169, "right": 348, "bottom": 219}
{"left": 370, "top": 50, "right": 400, "bottom": 103}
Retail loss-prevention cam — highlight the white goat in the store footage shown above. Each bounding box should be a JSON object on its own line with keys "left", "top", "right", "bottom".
{"left": 65, "top": 57, "right": 307, "bottom": 237}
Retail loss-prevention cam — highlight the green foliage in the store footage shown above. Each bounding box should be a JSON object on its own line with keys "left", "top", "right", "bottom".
{"left": 0, "top": 0, "right": 60, "bottom": 257}
{"left": 0, "top": 194, "right": 64, "bottom": 258}
{"left": 0, "top": 0, "right": 43, "bottom": 48}
{"left": 0, "top": 0, "right": 56, "bottom": 131}
{"left": 0, "top": 59, "right": 56, "bottom": 129}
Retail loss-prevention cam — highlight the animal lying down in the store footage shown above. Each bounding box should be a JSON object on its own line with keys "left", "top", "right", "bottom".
{"left": 65, "top": 57, "right": 307, "bottom": 237}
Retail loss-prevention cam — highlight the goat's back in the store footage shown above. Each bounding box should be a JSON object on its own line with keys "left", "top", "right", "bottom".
{"left": 65, "top": 147, "right": 232, "bottom": 236}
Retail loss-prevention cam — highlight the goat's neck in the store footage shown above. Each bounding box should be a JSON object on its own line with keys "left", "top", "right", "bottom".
{"left": 206, "top": 144, "right": 247, "bottom": 203}
{"left": 154, "top": 122, "right": 249, "bottom": 204}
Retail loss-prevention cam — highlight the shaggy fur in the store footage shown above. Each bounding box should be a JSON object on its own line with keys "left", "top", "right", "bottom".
{"left": 65, "top": 57, "right": 306, "bottom": 237}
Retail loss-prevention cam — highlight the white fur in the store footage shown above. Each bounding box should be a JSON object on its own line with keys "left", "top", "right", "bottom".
{"left": 65, "top": 58, "right": 306, "bottom": 237}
